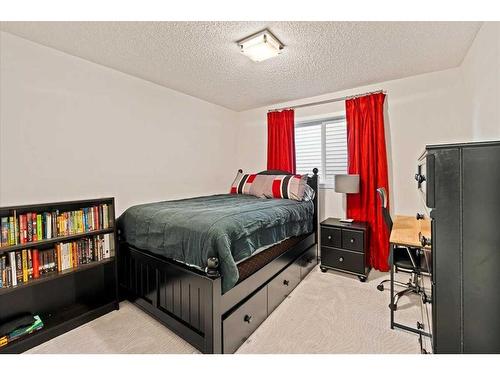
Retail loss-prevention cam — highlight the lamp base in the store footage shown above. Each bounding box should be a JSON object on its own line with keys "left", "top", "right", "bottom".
{"left": 339, "top": 218, "right": 354, "bottom": 223}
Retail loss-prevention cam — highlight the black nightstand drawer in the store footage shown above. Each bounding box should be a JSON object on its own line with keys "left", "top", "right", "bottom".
{"left": 341, "top": 229, "right": 364, "bottom": 252}
{"left": 321, "top": 227, "right": 341, "bottom": 248}
{"left": 321, "top": 247, "right": 364, "bottom": 274}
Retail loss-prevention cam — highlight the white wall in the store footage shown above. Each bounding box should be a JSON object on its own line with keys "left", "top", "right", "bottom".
{"left": 0, "top": 32, "right": 238, "bottom": 214}
{"left": 236, "top": 68, "right": 472, "bottom": 220}
{"left": 461, "top": 22, "right": 500, "bottom": 141}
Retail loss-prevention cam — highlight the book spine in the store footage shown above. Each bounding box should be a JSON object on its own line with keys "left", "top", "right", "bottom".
{"left": 0, "top": 255, "right": 5, "bottom": 287}
{"left": 27, "top": 214, "right": 33, "bottom": 242}
{"left": 8, "top": 217, "right": 14, "bottom": 245}
{"left": 37, "top": 214, "right": 43, "bottom": 241}
{"left": 15, "top": 251, "right": 23, "bottom": 283}
{"left": 32, "top": 213, "right": 37, "bottom": 242}
{"left": 47, "top": 213, "right": 52, "bottom": 239}
{"left": 13, "top": 210, "right": 18, "bottom": 245}
{"left": 0, "top": 217, "right": 8, "bottom": 247}
{"left": 56, "top": 243, "right": 61, "bottom": 271}
{"left": 32, "top": 249, "right": 40, "bottom": 279}
{"left": 9, "top": 252, "right": 17, "bottom": 287}
{"left": 19, "top": 214, "right": 27, "bottom": 244}
{"left": 27, "top": 249, "right": 33, "bottom": 280}
{"left": 22, "top": 249, "right": 28, "bottom": 282}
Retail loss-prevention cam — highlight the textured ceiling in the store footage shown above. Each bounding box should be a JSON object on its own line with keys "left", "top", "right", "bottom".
{"left": 0, "top": 21, "right": 482, "bottom": 111}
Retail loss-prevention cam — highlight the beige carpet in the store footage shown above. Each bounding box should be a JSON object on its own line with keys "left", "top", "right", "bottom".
{"left": 26, "top": 266, "right": 431, "bottom": 354}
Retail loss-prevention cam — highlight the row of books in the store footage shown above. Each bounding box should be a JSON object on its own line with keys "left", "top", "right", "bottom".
{"left": 0, "top": 204, "right": 112, "bottom": 247}
{"left": 0, "top": 234, "right": 113, "bottom": 288}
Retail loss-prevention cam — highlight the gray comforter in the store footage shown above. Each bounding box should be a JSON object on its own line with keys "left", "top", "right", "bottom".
{"left": 118, "top": 194, "right": 313, "bottom": 292}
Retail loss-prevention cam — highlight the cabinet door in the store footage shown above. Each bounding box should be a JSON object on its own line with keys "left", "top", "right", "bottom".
{"left": 462, "top": 145, "right": 500, "bottom": 353}
{"left": 430, "top": 147, "right": 461, "bottom": 354}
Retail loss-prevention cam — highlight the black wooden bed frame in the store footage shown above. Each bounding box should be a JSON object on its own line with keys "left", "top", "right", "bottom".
{"left": 118, "top": 168, "right": 319, "bottom": 353}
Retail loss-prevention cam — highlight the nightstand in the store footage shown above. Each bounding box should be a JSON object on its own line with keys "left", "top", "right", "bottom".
{"left": 319, "top": 218, "right": 370, "bottom": 282}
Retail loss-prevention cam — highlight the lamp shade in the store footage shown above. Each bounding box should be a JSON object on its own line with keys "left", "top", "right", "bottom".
{"left": 334, "top": 174, "right": 360, "bottom": 194}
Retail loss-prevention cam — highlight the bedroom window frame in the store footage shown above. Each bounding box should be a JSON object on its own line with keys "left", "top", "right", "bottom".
{"left": 295, "top": 115, "right": 348, "bottom": 189}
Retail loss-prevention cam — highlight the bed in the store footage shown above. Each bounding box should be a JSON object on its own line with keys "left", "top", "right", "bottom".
{"left": 117, "top": 169, "right": 318, "bottom": 353}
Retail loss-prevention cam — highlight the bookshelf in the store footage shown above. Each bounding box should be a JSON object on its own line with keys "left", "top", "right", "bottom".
{"left": 0, "top": 198, "right": 119, "bottom": 353}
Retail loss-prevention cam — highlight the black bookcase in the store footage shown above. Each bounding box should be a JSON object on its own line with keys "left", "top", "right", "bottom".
{"left": 0, "top": 198, "right": 119, "bottom": 353}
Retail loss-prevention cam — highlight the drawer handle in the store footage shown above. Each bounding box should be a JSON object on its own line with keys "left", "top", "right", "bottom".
{"left": 306, "top": 257, "right": 314, "bottom": 264}
{"left": 339, "top": 256, "right": 344, "bottom": 263}
{"left": 350, "top": 238, "right": 355, "bottom": 243}
{"left": 283, "top": 279, "right": 290, "bottom": 286}
{"left": 244, "top": 314, "right": 252, "bottom": 324}
{"left": 327, "top": 235, "right": 332, "bottom": 240}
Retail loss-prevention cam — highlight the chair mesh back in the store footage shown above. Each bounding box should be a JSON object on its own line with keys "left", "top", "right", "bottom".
{"left": 377, "top": 188, "right": 393, "bottom": 232}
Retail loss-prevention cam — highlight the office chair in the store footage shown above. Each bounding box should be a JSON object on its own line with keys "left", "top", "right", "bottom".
{"left": 375, "top": 188, "right": 428, "bottom": 310}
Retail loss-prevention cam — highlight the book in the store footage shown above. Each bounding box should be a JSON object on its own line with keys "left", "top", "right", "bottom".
{"left": 27, "top": 214, "right": 33, "bottom": 242}
{"left": 15, "top": 252, "right": 23, "bottom": 284}
{"left": 32, "top": 249, "right": 40, "bottom": 279}
{"left": 9, "top": 252, "right": 17, "bottom": 287}
{"left": 103, "top": 233, "right": 112, "bottom": 259}
{"left": 27, "top": 249, "right": 33, "bottom": 280}
{"left": 6, "top": 315, "right": 44, "bottom": 344}
{"left": 21, "top": 249, "right": 28, "bottom": 283}
{"left": 0, "top": 255, "right": 6, "bottom": 287}
{"left": 8, "top": 217, "right": 15, "bottom": 245}
{"left": 1, "top": 217, "right": 8, "bottom": 246}
{"left": 19, "top": 214, "right": 27, "bottom": 244}
{"left": 32, "top": 213, "right": 37, "bottom": 242}
{"left": 13, "top": 210, "right": 18, "bottom": 245}
{"left": 36, "top": 214, "right": 42, "bottom": 241}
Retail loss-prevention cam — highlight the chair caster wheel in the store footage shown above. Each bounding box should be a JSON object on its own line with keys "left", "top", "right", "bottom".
{"left": 320, "top": 267, "right": 328, "bottom": 273}
{"left": 377, "top": 284, "right": 384, "bottom": 291}
{"left": 389, "top": 303, "right": 397, "bottom": 311}
{"left": 358, "top": 276, "right": 367, "bottom": 282}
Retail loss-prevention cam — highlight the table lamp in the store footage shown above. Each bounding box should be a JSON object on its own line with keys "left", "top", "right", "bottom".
{"left": 334, "top": 174, "right": 360, "bottom": 223}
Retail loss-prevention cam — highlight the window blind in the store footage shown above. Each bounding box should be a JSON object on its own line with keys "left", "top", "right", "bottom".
{"left": 295, "top": 117, "right": 347, "bottom": 184}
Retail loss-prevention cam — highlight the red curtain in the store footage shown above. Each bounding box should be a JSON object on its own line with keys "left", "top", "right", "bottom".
{"left": 267, "top": 109, "right": 296, "bottom": 174}
{"left": 346, "top": 93, "right": 390, "bottom": 271}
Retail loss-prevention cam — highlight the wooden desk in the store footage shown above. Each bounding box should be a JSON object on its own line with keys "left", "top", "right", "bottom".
{"left": 388, "top": 215, "right": 432, "bottom": 339}
{"left": 390, "top": 215, "right": 431, "bottom": 248}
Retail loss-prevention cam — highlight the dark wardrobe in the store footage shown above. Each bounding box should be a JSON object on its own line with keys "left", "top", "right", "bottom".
{"left": 418, "top": 141, "right": 500, "bottom": 353}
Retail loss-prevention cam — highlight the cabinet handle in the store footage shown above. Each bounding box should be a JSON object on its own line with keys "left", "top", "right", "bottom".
{"left": 420, "top": 235, "right": 432, "bottom": 247}
{"left": 244, "top": 314, "right": 252, "bottom": 324}
{"left": 350, "top": 238, "right": 355, "bottom": 243}
{"left": 415, "top": 173, "right": 426, "bottom": 184}
{"left": 327, "top": 235, "right": 332, "bottom": 240}
{"left": 306, "top": 257, "right": 314, "bottom": 264}
{"left": 339, "top": 257, "right": 344, "bottom": 263}
{"left": 283, "top": 279, "right": 290, "bottom": 286}
{"left": 416, "top": 213, "right": 425, "bottom": 220}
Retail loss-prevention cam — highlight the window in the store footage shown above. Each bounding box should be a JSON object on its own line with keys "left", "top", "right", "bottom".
{"left": 295, "top": 116, "right": 347, "bottom": 186}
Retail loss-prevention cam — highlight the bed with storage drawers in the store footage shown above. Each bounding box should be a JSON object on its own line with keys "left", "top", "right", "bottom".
{"left": 117, "top": 169, "right": 319, "bottom": 353}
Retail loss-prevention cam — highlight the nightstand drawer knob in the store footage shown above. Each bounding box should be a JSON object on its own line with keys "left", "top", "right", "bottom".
{"left": 350, "top": 238, "right": 355, "bottom": 243}
{"left": 244, "top": 314, "right": 252, "bottom": 324}
{"left": 339, "top": 257, "right": 344, "bottom": 263}
{"left": 327, "top": 235, "right": 332, "bottom": 240}
{"left": 283, "top": 279, "right": 289, "bottom": 286}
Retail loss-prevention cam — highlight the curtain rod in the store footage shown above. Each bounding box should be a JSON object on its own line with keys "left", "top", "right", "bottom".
{"left": 267, "top": 89, "right": 386, "bottom": 113}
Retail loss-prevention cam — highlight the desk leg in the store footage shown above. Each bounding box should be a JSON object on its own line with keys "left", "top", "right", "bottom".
{"left": 390, "top": 243, "right": 395, "bottom": 330}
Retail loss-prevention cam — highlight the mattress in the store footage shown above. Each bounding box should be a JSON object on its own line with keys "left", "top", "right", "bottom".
{"left": 118, "top": 194, "right": 314, "bottom": 292}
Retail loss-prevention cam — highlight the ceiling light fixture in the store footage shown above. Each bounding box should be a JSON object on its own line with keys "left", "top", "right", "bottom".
{"left": 237, "top": 29, "right": 284, "bottom": 62}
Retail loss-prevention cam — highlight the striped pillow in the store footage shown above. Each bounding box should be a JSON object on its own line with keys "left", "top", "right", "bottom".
{"left": 258, "top": 174, "right": 308, "bottom": 201}
{"left": 230, "top": 171, "right": 309, "bottom": 201}
{"left": 230, "top": 171, "right": 258, "bottom": 195}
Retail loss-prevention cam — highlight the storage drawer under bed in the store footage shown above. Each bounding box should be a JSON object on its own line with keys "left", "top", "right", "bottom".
{"left": 267, "top": 262, "right": 301, "bottom": 314}
{"left": 222, "top": 286, "right": 268, "bottom": 354}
